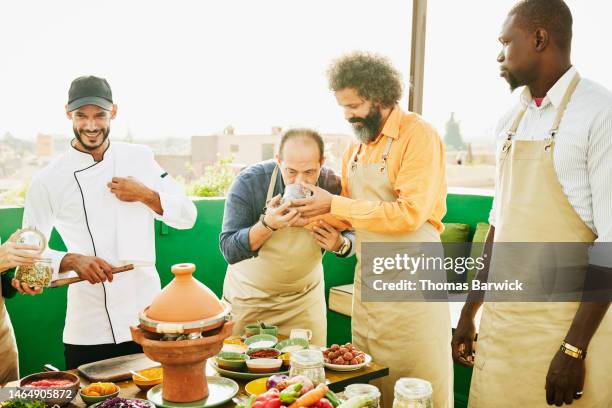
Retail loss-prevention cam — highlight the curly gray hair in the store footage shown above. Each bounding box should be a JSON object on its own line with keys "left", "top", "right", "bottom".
{"left": 327, "top": 52, "right": 403, "bottom": 108}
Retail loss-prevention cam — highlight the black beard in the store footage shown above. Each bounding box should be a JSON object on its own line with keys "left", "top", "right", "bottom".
{"left": 73, "top": 126, "right": 110, "bottom": 151}
{"left": 505, "top": 71, "right": 522, "bottom": 92}
{"left": 349, "top": 107, "right": 382, "bottom": 143}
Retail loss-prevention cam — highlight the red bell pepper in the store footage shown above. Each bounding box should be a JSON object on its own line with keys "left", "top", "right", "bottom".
{"left": 313, "top": 398, "right": 334, "bottom": 408}
{"left": 253, "top": 388, "right": 282, "bottom": 408}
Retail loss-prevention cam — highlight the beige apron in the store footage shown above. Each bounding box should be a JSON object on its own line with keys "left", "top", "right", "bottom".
{"left": 0, "top": 285, "right": 19, "bottom": 385}
{"left": 223, "top": 166, "right": 327, "bottom": 346}
{"left": 350, "top": 137, "right": 453, "bottom": 408}
{"left": 469, "top": 74, "right": 612, "bottom": 407}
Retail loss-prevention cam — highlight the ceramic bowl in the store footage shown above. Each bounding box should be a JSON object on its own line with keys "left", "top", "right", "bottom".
{"left": 244, "top": 334, "right": 278, "bottom": 349}
{"left": 246, "top": 347, "right": 281, "bottom": 360}
{"left": 277, "top": 353, "right": 291, "bottom": 369}
{"left": 246, "top": 358, "right": 283, "bottom": 373}
{"left": 80, "top": 384, "right": 120, "bottom": 406}
{"left": 132, "top": 367, "right": 163, "bottom": 391}
{"left": 19, "top": 371, "right": 80, "bottom": 406}
{"left": 274, "top": 338, "right": 309, "bottom": 353}
{"left": 215, "top": 352, "right": 250, "bottom": 371}
{"left": 244, "top": 324, "right": 262, "bottom": 337}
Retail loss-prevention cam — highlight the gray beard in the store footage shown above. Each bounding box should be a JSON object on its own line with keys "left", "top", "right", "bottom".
{"left": 352, "top": 125, "right": 378, "bottom": 143}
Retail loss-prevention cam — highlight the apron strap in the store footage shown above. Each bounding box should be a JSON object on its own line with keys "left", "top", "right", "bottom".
{"left": 506, "top": 107, "right": 528, "bottom": 140}
{"left": 549, "top": 73, "right": 581, "bottom": 138}
{"left": 382, "top": 136, "right": 394, "bottom": 162}
{"left": 266, "top": 165, "right": 279, "bottom": 204}
{"left": 506, "top": 72, "right": 581, "bottom": 141}
{"left": 350, "top": 136, "right": 394, "bottom": 171}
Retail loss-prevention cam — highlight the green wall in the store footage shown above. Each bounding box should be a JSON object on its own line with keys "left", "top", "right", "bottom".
{"left": 1, "top": 191, "right": 492, "bottom": 407}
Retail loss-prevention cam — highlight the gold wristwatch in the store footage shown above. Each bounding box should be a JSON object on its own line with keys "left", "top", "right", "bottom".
{"left": 560, "top": 341, "right": 586, "bottom": 359}
{"left": 334, "top": 236, "right": 351, "bottom": 257}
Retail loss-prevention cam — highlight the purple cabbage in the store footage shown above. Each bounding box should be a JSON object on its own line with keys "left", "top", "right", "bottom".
{"left": 266, "top": 374, "right": 289, "bottom": 390}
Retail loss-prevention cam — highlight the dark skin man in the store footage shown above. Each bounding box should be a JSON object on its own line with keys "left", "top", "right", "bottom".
{"left": 452, "top": 9, "right": 611, "bottom": 408}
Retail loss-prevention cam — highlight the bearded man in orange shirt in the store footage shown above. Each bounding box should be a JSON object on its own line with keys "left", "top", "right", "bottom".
{"left": 294, "top": 52, "right": 453, "bottom": 408}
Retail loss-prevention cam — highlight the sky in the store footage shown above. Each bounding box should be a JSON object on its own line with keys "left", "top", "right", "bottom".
{"left": 0, "top": 0, "right": 610, "bottom": 144}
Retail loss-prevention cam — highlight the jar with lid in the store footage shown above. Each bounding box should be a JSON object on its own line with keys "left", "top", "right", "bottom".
{"left": 392, "top": 378, "right": 433, "bottom": 408}
{"left": 344, "top": 383, "right": 381, "bottom": 408}
{"left": 289, "top": 349, "right": 326, "bottom": 385}
{"left": 13, "top": 228, "right": 52, "bottom": 288}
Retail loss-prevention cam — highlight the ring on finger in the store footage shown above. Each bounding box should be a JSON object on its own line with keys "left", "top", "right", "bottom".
{"left": 574, "top": 391, "right": 583, "bottom": 399}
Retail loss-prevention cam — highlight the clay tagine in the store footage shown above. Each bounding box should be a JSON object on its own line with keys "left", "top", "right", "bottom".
{"left": 131, "top": 263, "right": 233, "bottom": 403}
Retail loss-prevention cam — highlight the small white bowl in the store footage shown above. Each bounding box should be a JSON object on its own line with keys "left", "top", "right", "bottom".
{"left": 246, "top": 358, "right": 283, "bottom": 373}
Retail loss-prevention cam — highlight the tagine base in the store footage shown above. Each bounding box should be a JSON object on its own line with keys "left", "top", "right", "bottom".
{"left": 131, "top": 321, "right": 234, "bottom": 403}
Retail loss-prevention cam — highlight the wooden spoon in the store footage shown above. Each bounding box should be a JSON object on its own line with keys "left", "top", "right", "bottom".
{"left": 49, "top": 264, "right": 135, "bottom": 288}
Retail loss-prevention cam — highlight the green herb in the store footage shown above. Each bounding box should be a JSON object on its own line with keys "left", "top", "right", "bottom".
{"left": 0, "top": 398, "right": 47, "bottom": 408}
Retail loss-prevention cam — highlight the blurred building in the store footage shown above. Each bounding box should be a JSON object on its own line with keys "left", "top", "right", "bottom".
{"left": 36, "top": 133, "right": 54, "bottom": 157}
{"left": 157, "top": 126, "right": 353, "bottom": 180}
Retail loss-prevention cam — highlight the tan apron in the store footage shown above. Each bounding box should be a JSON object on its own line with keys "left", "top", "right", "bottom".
{"left": 0, "top": 286, "right": 19, "bottom": 385}
{"left": 223, "top": 166, "right": 327, "bottom": 346}
{"left": 350, "top": 137, "right": 453, "bottom": 408}
{"left": 469, "top": 74, "right": 612, "bottom": 407}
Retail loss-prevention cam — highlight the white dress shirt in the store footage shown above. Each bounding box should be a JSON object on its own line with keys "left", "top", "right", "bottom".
{"left": 23, "top": 141, "right": 197, "bottom": 345}
{"left": 489, "top": 67, "right": 612, "bottom": 265}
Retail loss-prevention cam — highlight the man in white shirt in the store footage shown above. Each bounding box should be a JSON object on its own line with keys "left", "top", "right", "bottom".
{"left": 14, "top": 76, "right": 197, "bottom": 368}
{"left": 452, "top": 1, "right": 611, "bottom": 407}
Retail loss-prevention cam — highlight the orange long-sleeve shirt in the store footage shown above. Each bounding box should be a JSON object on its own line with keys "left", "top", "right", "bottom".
{"left": 331, "top": 106, "right": 447, "bottom": 234}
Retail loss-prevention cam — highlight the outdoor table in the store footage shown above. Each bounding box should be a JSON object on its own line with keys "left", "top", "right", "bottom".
{"left": 5, "top": 356, "right": 389, "bottom": 407}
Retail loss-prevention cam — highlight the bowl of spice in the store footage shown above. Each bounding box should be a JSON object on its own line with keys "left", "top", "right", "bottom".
{"left": 246, "top": 348, "right": 281, "bottom": 359}
{"left": 244, "top": 334, "right": 277, "bottom": 350}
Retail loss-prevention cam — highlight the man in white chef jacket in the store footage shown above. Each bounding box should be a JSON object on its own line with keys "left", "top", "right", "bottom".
{"left": 14, "top": 76, "right": 197, "bottom": 368}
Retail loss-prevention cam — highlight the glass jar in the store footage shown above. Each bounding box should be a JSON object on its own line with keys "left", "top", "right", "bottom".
{"left": 15, "top": 258, "right": 53, "bottom": 288}
{"left": 289, "top": 349, "right": 326, "bottom": 385}
{"left": 15, "top": 228, "right": 46, "bottom": 253}
{"left": 392, "top": 378, "right": 433, "bottom": 408}
{"left": 344, "top": 384, "right": 381, "bottom": 408}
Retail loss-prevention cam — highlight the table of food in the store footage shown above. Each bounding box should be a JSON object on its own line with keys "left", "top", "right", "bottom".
{"left": 2, "top": 330, "right": 389, "bottom": 408}
{"left": 1, "top": 264, "right": 390, "bottom": 408}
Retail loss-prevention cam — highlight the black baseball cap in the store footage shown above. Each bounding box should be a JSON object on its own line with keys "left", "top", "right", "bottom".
{"left": 67, "top": 76, "right": 113, "bottom": 112}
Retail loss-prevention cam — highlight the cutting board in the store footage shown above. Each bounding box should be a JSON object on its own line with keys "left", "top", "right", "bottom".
{"left": 77, "top": 353, "right": 159, "bottom": 382}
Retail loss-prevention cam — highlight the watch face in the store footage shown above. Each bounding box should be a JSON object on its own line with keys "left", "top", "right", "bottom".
{"left": 339, "top": 238, "right": 350, "bottom": 255}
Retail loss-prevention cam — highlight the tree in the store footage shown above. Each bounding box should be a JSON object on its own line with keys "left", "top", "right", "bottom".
{"left": 444, "top": 112, "right": 466, "bottom": 151}
{"left": 187, "top": 156, "right": 236, "bottom": 197}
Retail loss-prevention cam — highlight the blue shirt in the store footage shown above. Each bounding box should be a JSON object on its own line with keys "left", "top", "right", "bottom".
{"left": 220, "top": 160, "right": 353, "bottom": 264}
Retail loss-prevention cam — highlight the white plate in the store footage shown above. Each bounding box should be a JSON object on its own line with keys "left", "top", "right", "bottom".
{"left": 324, "top": 353, "right": 372, "bottom": 371}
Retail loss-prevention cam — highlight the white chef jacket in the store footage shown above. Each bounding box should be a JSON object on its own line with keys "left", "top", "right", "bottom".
{"left": 23, "top": 141, "right": 197, "bottom": 345}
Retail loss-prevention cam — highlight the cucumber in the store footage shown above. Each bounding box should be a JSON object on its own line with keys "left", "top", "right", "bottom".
{"left": 325, "top": 391, "right": 342, "bottom": 408}
{"left": 337, "top": 395, "right": 377, "bottom": 408}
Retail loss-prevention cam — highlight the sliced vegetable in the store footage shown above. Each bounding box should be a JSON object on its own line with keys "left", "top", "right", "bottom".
{"left": 279, "top": 383, "right": 303, "bottom": 404}
{"left": 324, "top": 391, "right": 342, "bottom": 408}
{"left": 287, "top": 383, "right": 329, "bottom": 408}
{"left": 336, "top": 395, "right": 378, "bottom": 408}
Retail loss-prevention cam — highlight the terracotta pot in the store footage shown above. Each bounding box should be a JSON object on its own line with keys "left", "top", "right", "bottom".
{"left": 146, "top": 263, "right": 225, "bottom": 322}
{"left": 131, "top": 321, "right": 234, "bottom": 402}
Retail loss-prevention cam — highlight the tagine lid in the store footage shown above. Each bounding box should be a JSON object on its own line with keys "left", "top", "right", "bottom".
{"left": 144, "top": 263, "right": 226, "bottom": 323}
